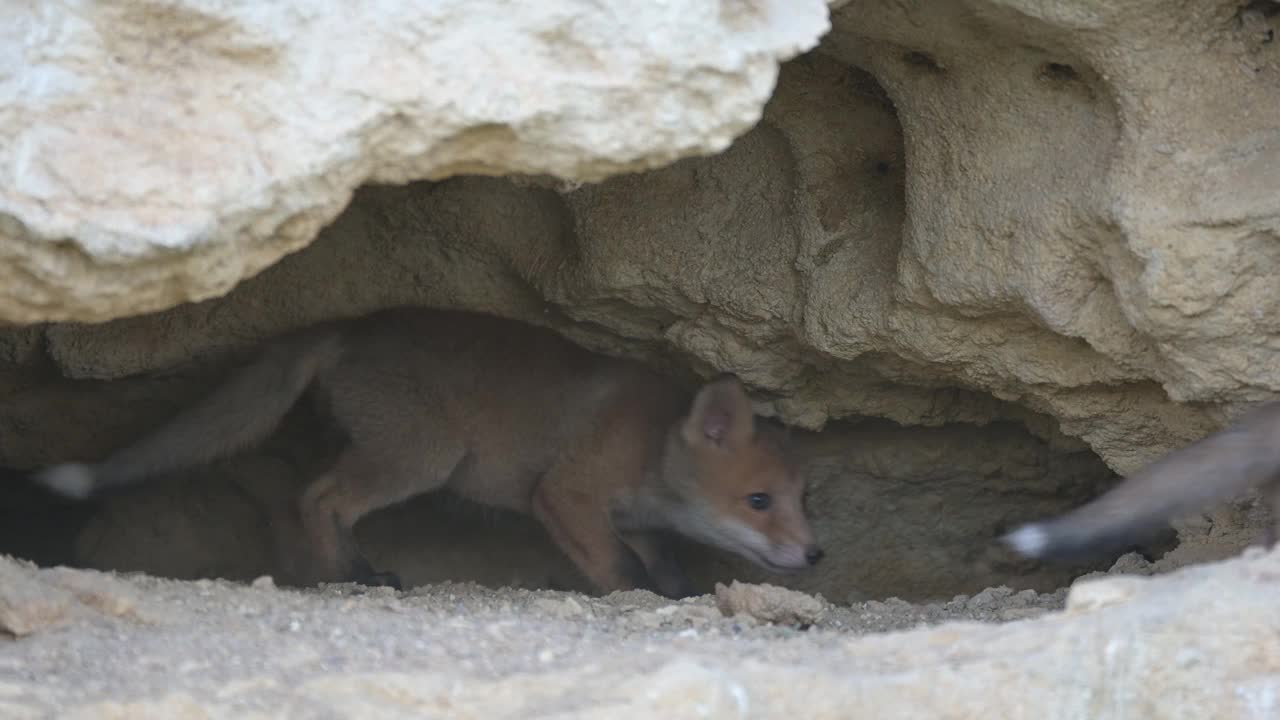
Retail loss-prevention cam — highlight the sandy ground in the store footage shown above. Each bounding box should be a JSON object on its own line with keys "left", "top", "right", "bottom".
{"left": 0, "top": 555, "right": 1070, "bottom": 718}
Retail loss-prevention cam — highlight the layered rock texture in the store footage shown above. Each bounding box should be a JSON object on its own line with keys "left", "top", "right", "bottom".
{"left": 3, "top": 0, "right": 1280, "bottom": 712}
{"left": 0, "top": 0, "right": 828, "bottom": 324}
{"left": 5, "top": 0, "right": 1277, "bottom": 475}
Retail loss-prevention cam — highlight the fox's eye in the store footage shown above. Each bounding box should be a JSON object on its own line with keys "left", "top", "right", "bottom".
{"left": 747, "top": 493, "right": 772, "bottom": 511}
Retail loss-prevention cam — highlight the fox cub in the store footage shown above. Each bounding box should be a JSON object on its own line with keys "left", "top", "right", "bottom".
{"left": 35, "top": 307, "right": 822, "bottom": 597}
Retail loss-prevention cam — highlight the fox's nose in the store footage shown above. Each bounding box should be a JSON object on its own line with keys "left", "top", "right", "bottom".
{"left": 805, "top": 546, "right": 824, "bottom": 566}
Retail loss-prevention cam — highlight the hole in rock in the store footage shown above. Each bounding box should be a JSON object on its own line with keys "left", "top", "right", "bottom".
{"left": 0, "top": 274, "right": 1161, "bottom": 606}
{"left": 901, "top": 50, "right": 944, "bottom": 74}
{"left": 0, "top": 48, "right": 1167, "bottom": 614}
{"left": 1244, "top": 0, "right": 1280, "bottom": 19}
{"left": 1039, "top": 62, "right": 1079, "bottom": 84}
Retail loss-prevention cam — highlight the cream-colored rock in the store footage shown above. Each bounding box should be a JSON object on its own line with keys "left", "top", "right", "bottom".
{"left": 3, "top": 549, "right": 1280, "bottom": 718}
{"left": 0, "top": 0, "right": 830, "bottom": 324}
{"left": 0, "top": 558, "right": 157, "bottom": 636}
{"left": 714, "top": 580, "right": 831, "bottom": 625}
{"left": 0, "top": 558, "right": 78, "bottom": 636}
{"left": 813, "top": 1, "right": 1280, "bottom": 469}
{"left": 4, "top": 0, "right": 1276, "bottom": 475}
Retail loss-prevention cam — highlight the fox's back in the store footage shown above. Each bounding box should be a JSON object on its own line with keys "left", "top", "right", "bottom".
{"left": 314, "top": 307, "right": 686, "bottom": 507}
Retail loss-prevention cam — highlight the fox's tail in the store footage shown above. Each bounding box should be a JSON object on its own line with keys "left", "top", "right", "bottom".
{"left": 1002, "top": 402, "right": 1280, "bottom": 561}
{"left": 33, "top": 327, "right": 345, "bottom": 501}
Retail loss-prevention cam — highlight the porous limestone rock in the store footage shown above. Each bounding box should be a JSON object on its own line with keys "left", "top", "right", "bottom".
{"left": 810, "top": 0, "right": 1280, "bottom": 474}
{"left": 5, "top": 0, "right": 1277, "bottom": 480}
{"left": 0, "top": 0, "right": 830, "bottom": 324}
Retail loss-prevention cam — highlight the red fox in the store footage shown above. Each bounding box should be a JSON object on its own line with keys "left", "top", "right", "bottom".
{"left": 33, "top": 307, "right": 822, "bottom": 597}
{"left": 1001, "top": 401, "right": 1280, "bottom": 561}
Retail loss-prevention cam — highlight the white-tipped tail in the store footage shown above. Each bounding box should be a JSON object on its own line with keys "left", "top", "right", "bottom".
{"left": 33, "top": 463, "right": 96, "bottom": 500}
{"left": 1001, "top": 524, "right": 1050, "bottom": 559}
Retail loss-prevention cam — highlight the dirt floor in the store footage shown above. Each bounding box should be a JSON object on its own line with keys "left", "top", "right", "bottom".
{"left": 0, "top": 552, "right": 1079, "bottom": 718}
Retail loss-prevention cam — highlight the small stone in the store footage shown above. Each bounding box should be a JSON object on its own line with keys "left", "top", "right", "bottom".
{"left": 44, "top": 567, "right": 139, "bottom": 618}
{"left": 533, "top": 597, "right": 586, "bottom": 619}
{"left": 0, "top": 560, "right": 79, "bottom": 636}
{"left": 1065, "top": 576, "right": 1144, "bottom": 613}
{"left": 714, "top": 581, "right": 830, "bottom": 626}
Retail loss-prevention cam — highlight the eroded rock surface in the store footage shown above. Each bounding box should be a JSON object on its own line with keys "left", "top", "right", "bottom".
{"left": 0, "top": 0, "right": 829, "bottom": 324}
{"left": 5, "top": 1, "right": 1277, "bottom": 480}
{"left": 0, "top": 548, "right": 1277, "bottom": 718}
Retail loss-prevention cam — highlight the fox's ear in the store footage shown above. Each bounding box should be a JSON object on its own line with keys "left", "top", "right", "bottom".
{"left": 683, "top": 374, "right": 755, "bottom": 448}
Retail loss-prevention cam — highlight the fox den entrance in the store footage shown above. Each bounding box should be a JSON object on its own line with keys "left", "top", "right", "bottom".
{"left": 0, "top": 335, "right": 1154, "bottom": 605}
{"left": 0, "top": 238, "right": 1148, "bottom": 605}
{"left": 0, "top": 54, "right": 1172, "bottom": 601}
{"left": 0, "top": 326, "right": 1141, "bottom": 604}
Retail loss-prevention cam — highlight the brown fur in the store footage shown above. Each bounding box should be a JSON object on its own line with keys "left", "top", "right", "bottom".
{"left": 34, "top": 307, "right": 822, "bottom": 597}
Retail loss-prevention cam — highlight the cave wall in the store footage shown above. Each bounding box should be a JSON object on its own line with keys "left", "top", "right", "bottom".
{"left": 0, "top": 187, "right": 1126, "bottom": 602}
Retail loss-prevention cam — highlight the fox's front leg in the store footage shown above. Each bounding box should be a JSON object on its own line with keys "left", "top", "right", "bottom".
{"left": 623, "top": 533, "right": 697, "bottom": 599}
{"left": 531, "top": 480, "right": 657, "bottom": 595}
{"left": 288, "top": 448, "right": 410, "bottom": 589}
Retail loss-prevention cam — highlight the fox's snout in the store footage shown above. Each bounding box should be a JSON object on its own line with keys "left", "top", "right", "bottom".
{"left": 761, "top": 542, "right": 825, "bottom": 572}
